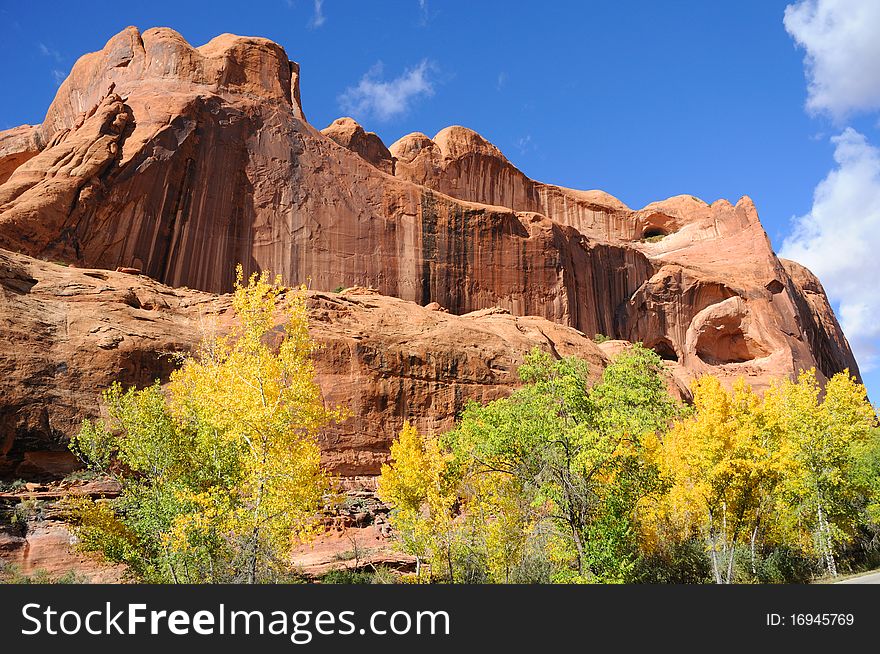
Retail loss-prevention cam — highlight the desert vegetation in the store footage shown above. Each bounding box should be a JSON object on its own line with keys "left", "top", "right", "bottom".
{"left": 65, "top": 266, "right": 342, "bottom": 583}
{"left": 379, "top": 350, "right": 880, "bottom": 583}
{"left": 60, "top": 271, "right": 880, "bottom": 584}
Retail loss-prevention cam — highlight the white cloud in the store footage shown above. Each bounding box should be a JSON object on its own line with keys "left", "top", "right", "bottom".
{"left": 310, "top": 0, "right": 325, "bottom": 28}
{"left": 339, "top": 60, "right": 434, "bottom": 121}
{"left": 51, "top": 69, "right": 67, "bottom": 85}
{"left": 784, "top": 0, "right": 880, "bottom": 120}
{"left": 780, "top": 128, "right": 880, "bottom": 371}
{"left": 418, "top": 0, "right": 429, "bottom": 25}
{"left": 38, "top": 42, "right": 63, "bottom": 62}
{"left": 516, "top": 134, "right": 533, "bottom": 155}
{"left": 496, "top": 71, "right": 507, "bottom": 91}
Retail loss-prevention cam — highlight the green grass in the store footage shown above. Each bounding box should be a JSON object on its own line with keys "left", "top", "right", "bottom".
{"left": 0, "top": 562, "right": 88, "bottom": 584}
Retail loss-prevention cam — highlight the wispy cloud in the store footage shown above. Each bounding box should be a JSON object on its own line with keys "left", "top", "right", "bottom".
{"left": 496, "top": 71, "right": 507, "bottom": 91}
{"left": 515, "top": 134, "right": 535, "bottom": 156}
{"left": 38, "top": 42, "right": 63, "bottom": 62}
{"left": 339, "top": 60, "right": 435, "bottom": 122}
{"left": 38, "top": 42, "right": 66, "bottom": 85}
{"left": 418, "top": 0, "right": 430, "bottom": 25}
{"left": 310, "top": 0, "right": 326, "bottom": 28}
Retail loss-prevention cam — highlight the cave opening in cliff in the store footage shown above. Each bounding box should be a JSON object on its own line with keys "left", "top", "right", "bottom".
{"left": 650, "top": 338, "right": 678, "bottom": 362}
{"left": 642, "top": 227, "right": 668, "bottom": 241}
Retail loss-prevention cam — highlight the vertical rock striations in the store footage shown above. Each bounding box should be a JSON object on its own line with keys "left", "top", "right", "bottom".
{"left": 0, "top": 26, "right": 861, "bottom": 405}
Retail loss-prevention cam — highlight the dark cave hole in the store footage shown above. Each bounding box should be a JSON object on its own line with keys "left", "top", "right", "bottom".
{"left": 642, "top": 227, "right": 668, "bottom": 241}
{"left": 650, "top": 339, "right": 679, "bottom": 362}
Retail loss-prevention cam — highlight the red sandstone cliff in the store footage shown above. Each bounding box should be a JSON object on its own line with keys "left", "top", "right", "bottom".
{"left": 0, "top": 26, "right": 861, "bottom": 480}
{"left": 0, "top": 249, "right": 607, "bottom": 478}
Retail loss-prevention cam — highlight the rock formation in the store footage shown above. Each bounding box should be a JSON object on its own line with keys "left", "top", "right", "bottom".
{"left": 0, "top": 248, "right": 607, "bottom": 479}
{"left": 0, "top": 26, "right": 862, "bottom": 484}
{"left": 0, "top": 125, "right": 42, "bottom": 185}
{"left": 321, "top": 117, "right": 395, "bottom": 174}
{"left": 0, "top": 479, "right": 125, "bottom": 582}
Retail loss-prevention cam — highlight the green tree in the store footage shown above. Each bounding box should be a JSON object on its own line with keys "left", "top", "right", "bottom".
{"left": 445, "top": 344, "right": 679, "bottom": 582}
{"left": 852, "top": 427, "right": 880, "bottom": 526}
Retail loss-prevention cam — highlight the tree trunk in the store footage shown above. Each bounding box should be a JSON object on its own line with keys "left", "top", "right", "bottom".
{"left": 725, "top": 540, "right": 736, "bottom": 584}
{"left": 710, "top": 539, "right": 722, "bottom": 584}
{"left": 708, "top": 509, "right": 723, "bottom": 584}
{"left": 162, "top": 543, "right": 180, "bottom": 584}
{"left": 247, "top": 527, "right": 259, "bottom": 584}
{"left": 446, "top": 542, "right": 454, "bottom": 583}
{"left": 817, "top": 503, "right": 837, "bottom": 577}
{"left": 750, "top": 524, "right": 759, "bottom": 576}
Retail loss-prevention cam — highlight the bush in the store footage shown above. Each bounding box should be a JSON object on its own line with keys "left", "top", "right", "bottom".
{"left": 630, "top": 540, "right": 713, "bottom": 584}
{"left": 320, "top": 566, "right": 398, "bottom": 584}
{"left": 0, "top": 562, "right": 88, "bottom": 584}
{"left": 0, "top": 479, "right": 26, "bottom": 492}
{"left": 750, "top": 546, "right": 814, "bottom": 584}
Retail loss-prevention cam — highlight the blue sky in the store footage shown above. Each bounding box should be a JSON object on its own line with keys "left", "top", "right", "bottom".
{"left": 1, "top": 0, "right": 879, "bottom": 400}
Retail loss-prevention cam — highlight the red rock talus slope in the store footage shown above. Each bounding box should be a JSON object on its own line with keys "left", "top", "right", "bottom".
{"left": 0, "top": 249, "right": 606, "bottom": 478}
{"left": 0, "top": 27, "right": 861, "bottom": 476}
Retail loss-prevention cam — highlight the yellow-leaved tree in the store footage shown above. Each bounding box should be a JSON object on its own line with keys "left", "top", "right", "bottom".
{"left": 644, "top": 369, "right": 877, "bottom": 582}
{"left": 69, "top": 265, "right": 342, "bottom": 583}
{"left": 458, "top": 470, "right": 532, "bottom": 583}
{"left": 763, "top": 369, "right": 876, "bottom": 577}
{"left": 644, "top": 376, "right": 781, "bottom": 584}
{"left": 376, "top": 421, "right": 458, "bottom": 581}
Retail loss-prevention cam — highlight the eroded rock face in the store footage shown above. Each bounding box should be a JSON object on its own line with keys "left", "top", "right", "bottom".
{"left": 389, "top": 128, "right": 860, "bottom": 392}
{"left": 0, "top": 249, "right": 607, "bottom": 478}
{"left": 321, "top": 117, "right": 394, "bottom": 174}
{"left": 309, "top": 290, "right": 607, "bottom": 475}
{"left": 0, "top": 480, "right": 126, "bottom": 582}
{"left": 0, "top": 521, "right": 124, "bottom": 582}
{"left": 0, "top": 125, "right": 42, "bottom": 185}
{"left": 0, "top": 27, "right": 862, "bottom": 478}
{"left": 0, "top": 249, "right": 226, "bottom": 479}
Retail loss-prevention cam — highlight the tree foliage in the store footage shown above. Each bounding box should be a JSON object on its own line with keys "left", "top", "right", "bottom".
{"left": 646, "top": 369, "right": 878, "bottom": 581}
{"left": 376, "top": 421, "right": 458, "bottom": 580}
{"left": 764, "top": 369, "right": 876, "bottom": 576}
{"left": 68, "top": 266, "right": 340, "bottom": 583}
{"left": 379, "top": 345, "right": 680, "bottom": 583}
{"left": 644, "top": 377, "right": 782, "bottom": 583}
{"left": 379, "top": 346, "right": 879, "bottom": 584}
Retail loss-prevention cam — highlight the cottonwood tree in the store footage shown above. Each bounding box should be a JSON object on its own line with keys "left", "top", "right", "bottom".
{"left": 69, "top": 266, "right": 340, "bottom": 583}
{"left": 648, "top": 369, "right": 877, "bottom": 582}
{"left": 764, "top": 369, "right": 876, "bottom": 577}
{"left": 380, "top": 346, "right": 679, "bottom": 583}
{"left": 646, "top": 377, "right": 780, "bottom": 584}
{"left": 377, "top": 421, "right": 458, "bottom": 581}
